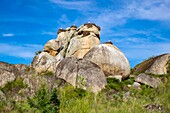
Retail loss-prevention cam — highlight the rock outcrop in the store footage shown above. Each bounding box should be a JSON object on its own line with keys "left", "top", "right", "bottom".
{"left": 31, "top": 52, "right": 63, "bottom": 73}
{"left": 84, "top": 43, "right": 130, "bottom": 79}
{"left": 56, "top": 26, "right": 76, "bottom": 57}
{"left": 44, "top": 39, "right": 63, "bottom": 56}
{"left": 55, "top": 57, "right": 106, "bottom": 93}
{"left": 0, "top": 62, "right": 18, "bottom": 87}
{"left": 66, "top": 23, "right": 100, "bottom": 58}
{"left": 135, "top": 73, "right": 162, "bottom": 88}
{"left": 35, "top": 23, "right": 101, "bottom": 73}
{"left": 133, "top": 54, "right": 170, "bottom": 75}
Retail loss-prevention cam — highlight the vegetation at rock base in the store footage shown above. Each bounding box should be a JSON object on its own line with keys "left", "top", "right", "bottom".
{"left": 0, "top": 86, "right": 60, "bottom": 113}
{"left": 0, "top": 73, "right": 170, "bottom": 113}
{"left": 38, "top": 71, "right": 54, "bottom": 76}
{"left": 0, "top": 78, "right": 27, "bottom": 97}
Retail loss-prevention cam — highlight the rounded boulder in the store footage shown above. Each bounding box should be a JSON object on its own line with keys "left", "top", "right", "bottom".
{"left": 84, "top": 43, "right": 130, "bottom": 79}
{"left": 55, "top": 57, "right": 106, "bottom": 94}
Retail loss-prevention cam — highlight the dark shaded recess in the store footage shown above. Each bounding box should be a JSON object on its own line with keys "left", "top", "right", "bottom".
{"left": 84, "top": 23, "right": 101, "bottom": 31}
{"left": 55, "top": 77, "right": 71, "bottom": 88}
{"left": 44, "top": 50, "right": 50, "bottom": 53}
{"left": 82, "top": 31, "right": 90, "bottom": 37}
{"left": 78, "top": 31, "right": 100, "bottom": 40}
{"left": 57, "top": 29, "right": 66, "bottom": 34}
{"left": 78, "top": 31, "right": 90, "bottom": 37}
{"left": 96, "top": 34, "right": 100, "bottom": 40}
{"left": 133, "top": 54, "right": 168, "bottom": 74}
{"left": 104, "top": 41, "right": 113, "bottom": 45}
{"left": 70, "top": 25, "right": 77, "bottom": 29}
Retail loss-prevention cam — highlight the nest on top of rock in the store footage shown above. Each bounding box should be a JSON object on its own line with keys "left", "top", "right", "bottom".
{"left": 57, "top": 29, "right": 67, "bottom": 34}
{"left": 70, "top": 25, "right": 77, "bottom": 29}
{"left": 104, "top": 41, "right": 113, "bottom": 45}
{"left": 84, "top": 23, "right": 101, "bottom": 31}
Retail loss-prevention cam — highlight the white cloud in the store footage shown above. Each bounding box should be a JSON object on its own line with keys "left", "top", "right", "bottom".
{"left": 2, "top": 33, "right": 15, "bottom": 37}
{"left": 113, "top": 37, "right": 148, "bottom": 43}
{"left": 0, "top": 43, "right": 43, "bottom": 58}
{"left": 42, "top": 31, "right": 56, "bottom": 35}
{"left": 86, "top": 0, "right": 170, "bottom": 36}
{"left": 50, "top": 0, "right": 94, "bottom": 11}
{"left": 118, "top": 42, "right": 170, "bottom": 60}
{"left": 127, "top": 0, "right": 170, "bottom": 21}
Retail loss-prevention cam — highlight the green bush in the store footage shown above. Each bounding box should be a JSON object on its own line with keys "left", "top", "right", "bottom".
{"left": 0, "top": 78, "right": 27, "bottom": 96}
{"left": 27, "top": 87, "right": 60, "bottom": 113}
{"left": 105, "top": 77, "right": 134, "bottom": 91}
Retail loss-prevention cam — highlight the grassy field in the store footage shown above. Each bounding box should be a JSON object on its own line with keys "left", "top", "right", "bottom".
{"left": 0, "top": 74, "right": 170, "bottom": 113}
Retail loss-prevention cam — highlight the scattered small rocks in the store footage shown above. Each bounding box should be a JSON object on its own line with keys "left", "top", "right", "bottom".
{"left": 144, "top": 104, "right": 164, "bottom": 112}
{"left": 123, "top": 92, "right": 130, "bottom": 101}
{"left": 132, "top": 82, "right": 142, "bottom": 90}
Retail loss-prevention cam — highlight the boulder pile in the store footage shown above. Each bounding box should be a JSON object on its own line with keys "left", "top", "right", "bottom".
{"left": 30, "top": 23, "right": 131, "bottom": 93}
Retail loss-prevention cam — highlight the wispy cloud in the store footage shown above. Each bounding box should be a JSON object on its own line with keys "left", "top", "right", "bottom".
{"left": 127, "top": 0, "right": 170, "bottom": 21}
{"left": 86, "top": 0, "right": 170, "bottom": 35}
{"left": 2, "top": 33, "right": 15, "bottom": 37}
{"left": 50, "top": 0, "right": 94, "bottom": 11}
{"left": 0, "top": 43, "right": 43, "bottom": 58}
{"left": 118, "top": 42, "right": 170, "bottom": 60}
{"left": 41, "top": 31, "right": 56, "bottom": 35}
{"left": 113, "top": 37, "right": 148, "bottom": 44}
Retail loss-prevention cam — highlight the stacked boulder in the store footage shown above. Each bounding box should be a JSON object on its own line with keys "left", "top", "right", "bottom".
{"left": 30, "top": 23, "right": 130, "bottom": 93}
{"left": 66, "top": 23, "right": 100, "bottom": 58}
{"left": 31, "top": 23, "right": 101, "bottom": 73}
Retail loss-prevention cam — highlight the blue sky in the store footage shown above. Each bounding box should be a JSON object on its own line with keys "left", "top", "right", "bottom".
{"left": 0, "top": 0, "right": 170, "bottom": 67}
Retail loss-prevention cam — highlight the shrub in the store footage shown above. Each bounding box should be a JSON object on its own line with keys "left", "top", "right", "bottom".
{"left": 105, "top": 77, "right": 134, "bottom": 91}
{"left": 0, "top": 78, "right": 27, "bottom": 96}
{"left": 27, "top": 87, "right": 60, "bottom": 113}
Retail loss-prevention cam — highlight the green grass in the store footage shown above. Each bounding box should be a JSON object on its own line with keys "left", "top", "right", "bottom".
{"left": 1, "top": 73, "right": 170, "bottom": 113}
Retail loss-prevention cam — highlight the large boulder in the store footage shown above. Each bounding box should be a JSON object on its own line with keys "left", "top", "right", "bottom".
{"left": 0, "top": 62, "right": 18, "bottom": 88}
{"left": 135, "top": 73, "right": 162, "bottom": 88}
{"left": 44, "top": 39, "right": 63, "bottom": 56}
{"left": 84, "top": 43, "right": 130, "bottom": 79}
{"left": 66, "top": 23, "right": 100, "bottom": 58}
{"left": 55, "top": 57, "right": 106, "bottom": 93}
{"left": 31, "top": 52, "right": 63, "bottom": 73}
{"left": 56, "top": 26, "right": 77, "bottom": 57}
{"left": 133, "top": 54, "right": 170, "bottom": 75}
